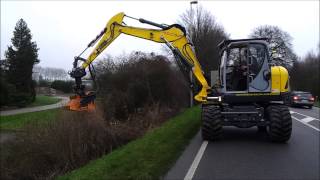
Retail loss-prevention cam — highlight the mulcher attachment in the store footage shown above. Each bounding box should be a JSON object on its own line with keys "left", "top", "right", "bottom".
{"left": 66, "top": 92, "right": 96, "bottom": 112}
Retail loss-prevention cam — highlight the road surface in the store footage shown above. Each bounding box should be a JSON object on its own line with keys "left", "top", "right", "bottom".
{"left": 0, "top": 96, "right": 69, "bottom": 116}
{"left": 165, "top": 106, "right": 320, "bottom": 180}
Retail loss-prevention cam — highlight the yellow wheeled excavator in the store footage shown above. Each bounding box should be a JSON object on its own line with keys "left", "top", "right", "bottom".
{"left": 66, "top": 12, "right": 292, "bottom": 142}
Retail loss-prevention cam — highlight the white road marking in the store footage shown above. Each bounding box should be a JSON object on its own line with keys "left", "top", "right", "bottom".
{"left": 184, "top": 140, "right": 208, "bottom": 180}
{"left": 292, "top": 116, "right": 320, "bottom": 132}
{"left": 300, "top": 117, "right": 315, "bottom": 123}
{"left": 290, "top": 111, "right": 320, "bottom": 121}
{"left": 183, "top": 110, "right": 318, "bottom": 179}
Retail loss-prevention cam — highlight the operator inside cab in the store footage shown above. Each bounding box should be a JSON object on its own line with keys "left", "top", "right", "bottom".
{"left": 226, "top": 47, "right": 248, "bottom": 91}
{"left": 226, "top": 46, "right": 261, "bottom": 92}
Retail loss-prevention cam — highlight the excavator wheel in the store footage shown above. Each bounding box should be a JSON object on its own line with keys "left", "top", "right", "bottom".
{"left": 266, "top": 105, "right": 292, "bottom": 142}
{"left": 201, "top": 105, "right": 223, "bottom": 141}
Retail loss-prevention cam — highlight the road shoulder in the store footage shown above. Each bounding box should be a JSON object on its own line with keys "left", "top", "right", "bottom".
{"left": 164, "top": 131, "right": 203, "bottom": 180}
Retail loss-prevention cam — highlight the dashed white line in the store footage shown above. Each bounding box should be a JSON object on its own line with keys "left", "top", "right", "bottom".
{"left": 184, "top": 140, "right": 208, "bottom": 180}
{"left": 290, "top": 111, "right": 320, "bottom": 121}
{"left": 292, "top": 116, "right": 320, "bottom": 132}
{"left": 290, "top": 110, "right": 320, "bottom": 131}
{"left": 300, "top": 117, "right": 315, "bottom": 123}
{"left": 183, "top": 110, "right": 318, "bottom": 179}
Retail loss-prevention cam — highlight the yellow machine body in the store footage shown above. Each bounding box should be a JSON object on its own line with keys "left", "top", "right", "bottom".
{"left": 66, "top": 12, "right": 290, "bottom": 112}
{"left": 271, "top": 66, "right": 289, "bottom": 94}
{"left": 66, "top": 12, "right": 211, "bottom": 111}
{"left": 81, "top": 12, "right": 209, "bottom": 102}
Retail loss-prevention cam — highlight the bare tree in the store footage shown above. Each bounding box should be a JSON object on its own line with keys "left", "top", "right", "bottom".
{"left": 93, "top": 55, "right": 116, "bottom": 76}
{"left": 290, "top": 44, "right": 320, "bottom": 97}
{"left": 249, "top": 25, "right": 297, "bottom": 69}
{"left": 33, "top": 66, "right": 70, "bottom": 81}
{"left": 178, "top": 5, "right": 229, "bottom": 77}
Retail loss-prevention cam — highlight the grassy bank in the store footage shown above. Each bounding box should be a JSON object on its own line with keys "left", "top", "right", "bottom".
{"left": 59, "top": 106, "right": 201, "bottom": 180}
{"left": 29, "top": 95, "right": 61, "bottom": 107}
{"left": 0, "top": 109, "right": 59, "bottom": 130}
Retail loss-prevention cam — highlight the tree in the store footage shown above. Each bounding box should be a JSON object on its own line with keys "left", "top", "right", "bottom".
{"left": 50, "top": 80, "right": 74, "bottom": 93}
{"left": 97, "top": 52, "right": 188, "bottom": 120}
{"left": 0, "top": 59, "right": 10, "bottom": 106}
{"left": 178, "top": 5, "right": 229, "bottom": 77}
{"left": 249, "top": 25, "right": 297, "bottom": 69}
{"left": 4, "top": 19, "right": 39, "bottom": 106}
{"left": 290, "top": 46, "right": 320, "bottom": 98}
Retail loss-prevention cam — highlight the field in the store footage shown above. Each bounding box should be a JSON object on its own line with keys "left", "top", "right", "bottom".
{"left": 29, "top": 95, "right": 61, "bottom": 107}
{"left": 0, "top": 109, "right": 59, "bottom": 130}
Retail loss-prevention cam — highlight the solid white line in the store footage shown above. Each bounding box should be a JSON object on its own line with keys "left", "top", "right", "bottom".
{"left": 292, "top": 116, "right": 320, "bottom": 132}
{"left": 184, "top": 140, "right": 208, "bottom": 180}
{"left": 290, "top": 110, "right": 320, "bottom": 121}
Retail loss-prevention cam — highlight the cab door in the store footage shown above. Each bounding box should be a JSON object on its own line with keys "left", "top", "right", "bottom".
{"left": 247, "top": 44, "right": 271, "bottom": 93}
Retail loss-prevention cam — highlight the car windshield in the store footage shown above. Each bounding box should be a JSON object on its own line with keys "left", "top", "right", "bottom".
{"left": 293, "top": 92, "right": 312, "bottom": 98}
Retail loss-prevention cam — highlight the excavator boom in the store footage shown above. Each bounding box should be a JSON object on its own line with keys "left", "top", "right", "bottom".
{"left": 67, "top": 12, "right": 210, "bottom": 111}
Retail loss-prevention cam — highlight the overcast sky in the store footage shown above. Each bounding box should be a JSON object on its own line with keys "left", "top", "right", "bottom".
{"left": 1, "top": 1, "right": 319, "bottom": 70}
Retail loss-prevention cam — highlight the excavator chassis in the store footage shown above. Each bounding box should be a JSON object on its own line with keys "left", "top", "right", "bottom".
{"left": 201, "top": 101, "right": 292, "bottom": 142}
{"left": 201, "top": 38, "right": 292, "bottom": 142}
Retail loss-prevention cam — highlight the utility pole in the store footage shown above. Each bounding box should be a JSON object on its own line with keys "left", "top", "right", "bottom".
{"left": 189, "top": 0, "right": 198, "bottom": 107}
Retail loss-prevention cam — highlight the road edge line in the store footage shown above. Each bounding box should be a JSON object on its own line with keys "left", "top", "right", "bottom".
{"left": 184, "top": 140, "right": 208, "bottom": 180}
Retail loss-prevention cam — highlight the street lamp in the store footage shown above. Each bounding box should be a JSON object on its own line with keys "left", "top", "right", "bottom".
{"left": 189, "top": 0, "right": 198, "bottom": 107}
{"left": 190, "top": 0, "right": 198, "bottom": 5}
{"left": 190, "top": 0, "right": 198, "bottom": 12}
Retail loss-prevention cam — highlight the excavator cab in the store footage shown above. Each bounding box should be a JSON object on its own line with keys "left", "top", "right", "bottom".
{"left": 222, "top": 40, "right": 271, "bottom": 93}
{"left": 216, "top": 38, "right": 281, "bottom": 103}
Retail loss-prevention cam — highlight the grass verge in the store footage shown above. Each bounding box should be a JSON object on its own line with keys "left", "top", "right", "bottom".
{"left": 29, "top": 95, "right": 61, "bottom": 107}
{"left": 0, "top": 109, "right": 59, "bottom": 130}
{"left": 59, "top": 106, "right": 201, "bottom": 180}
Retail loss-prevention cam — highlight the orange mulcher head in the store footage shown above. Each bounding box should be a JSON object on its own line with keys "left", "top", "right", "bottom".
{"left": 66, "top": 92, "right": 96, "bottom": 112}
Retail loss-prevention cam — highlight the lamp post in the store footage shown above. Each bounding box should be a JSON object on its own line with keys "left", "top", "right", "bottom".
{"left": 189, "top": 0, "right": 198, "bottom": 107}
{"left": 190, "top": 0, "right": 198, "bottom": 8}
{"left": 190, "top": 0, "right": 198, "bottom": 23}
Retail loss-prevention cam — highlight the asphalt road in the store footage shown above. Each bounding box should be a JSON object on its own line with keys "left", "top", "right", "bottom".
{"left": 165, "top": 106, "right": 320, "bottom": 180}
{"left": 0, "top": 96, "right": 69, "bottom": 116}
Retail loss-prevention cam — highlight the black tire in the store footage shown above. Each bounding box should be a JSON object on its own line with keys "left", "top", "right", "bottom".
{"left": 266, "top": 105, "right": 292, "bottom": 142}
{"left": 201, "top": 105, "right": 223, "bottom": 141}
{"left": 308, "top": 105, "right": 313, "bottom": 109}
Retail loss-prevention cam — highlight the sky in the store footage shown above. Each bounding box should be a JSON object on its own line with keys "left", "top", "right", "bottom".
{"left": 1, "top": 0, "right": 319, "bottom": 71}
